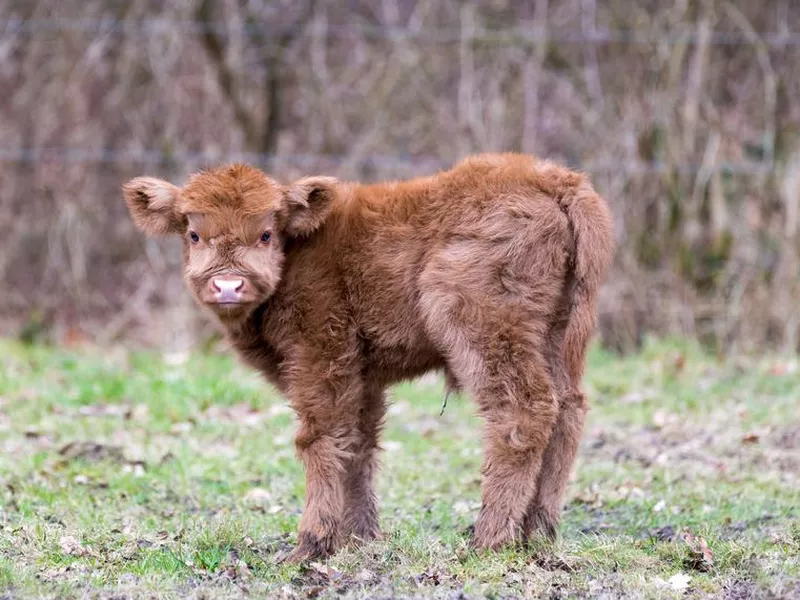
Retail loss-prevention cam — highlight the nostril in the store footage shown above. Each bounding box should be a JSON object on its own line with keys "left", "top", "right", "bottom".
{"left": 212, "top": 278, "right": 244, "bottom": 295}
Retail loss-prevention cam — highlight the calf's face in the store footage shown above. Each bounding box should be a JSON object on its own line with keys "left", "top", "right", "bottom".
{"left": 123, "top": 164, "right": 338, "bottom": 323}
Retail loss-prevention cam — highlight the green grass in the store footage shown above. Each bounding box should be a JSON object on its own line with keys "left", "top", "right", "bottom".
{"left": 0, "top": 337, "right": 798, "bottom": 599}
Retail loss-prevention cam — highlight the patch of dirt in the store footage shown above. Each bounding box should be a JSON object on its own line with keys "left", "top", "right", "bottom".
{"left": 201, "top": 402, "right": 290, "bottom": 428}
{"left": 649, "top": 524, "right": 677, "bottom": 542}
{"left": 529, "top": 553, "right": 576, "bottom": 573}
{"left": 56, "top": 438, "right": 173, "bottom": 474}
{"left": 773, "top": 425, "right": 800, "bottom": 450}
{"left": 290, "top": 563, "right": 354, "bottom": 598}
{"left": 249, "top": 533, "right": 295, "bottom": 564}
{"left": 58, "top": 441, "right": 125, "bottom": 463}
{"left": 566, "top": 502, "right": 627, "bottom": 537}
{"left": 721, "top": 514, "right": 775, "bottom": 540}
{"left": 723, "top": 579, "right": 760, "bottom": 600}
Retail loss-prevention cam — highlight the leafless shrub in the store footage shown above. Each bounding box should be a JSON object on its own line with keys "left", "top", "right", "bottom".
{"left": 1, "top": 0, "right": 799, "bottom": 352}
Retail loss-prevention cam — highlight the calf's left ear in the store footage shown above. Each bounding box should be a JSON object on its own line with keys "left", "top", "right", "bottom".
{"left": 122, "top": 177, "right": 184, "bottom": 236}
{"left": 284, "top": 176, "right": 339, "bottom": 237}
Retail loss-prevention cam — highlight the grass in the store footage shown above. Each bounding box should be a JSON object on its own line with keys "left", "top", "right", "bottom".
{"left": 0, "top": 337, "right": 798, "bottom": 599}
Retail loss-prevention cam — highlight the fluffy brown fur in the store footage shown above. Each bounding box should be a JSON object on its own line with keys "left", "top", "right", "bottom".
{"left": 122, "top": 153, "right": 614, "bottom": 562}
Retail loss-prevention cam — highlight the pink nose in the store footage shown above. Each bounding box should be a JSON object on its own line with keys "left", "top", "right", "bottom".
{"left": 211, "top": 278, "right": 244, "bottom": 303}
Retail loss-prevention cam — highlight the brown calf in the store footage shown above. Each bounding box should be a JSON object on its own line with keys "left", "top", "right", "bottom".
{"left": 123, "top": 153, "right": 614, "bottom": 562}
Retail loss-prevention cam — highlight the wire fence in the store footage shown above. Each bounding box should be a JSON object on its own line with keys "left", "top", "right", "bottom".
{"left": 0, "top": 146, "right": 776, "bottom": 176}
{"left": 2, "top": 18, "right": 800, "bottom": 46}
{"left": 3, "top": 8, "right": 798, "bottom": 350}
{"left": 2, "top": 16, "right": 793, "bottom": 176}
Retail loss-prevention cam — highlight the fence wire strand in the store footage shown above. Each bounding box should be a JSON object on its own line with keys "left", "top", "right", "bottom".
{"left": 1, "top": 18, "right": 800, "bottom": 46}
{"left": 0, "top": 146, "right": 777, "bottom": 176}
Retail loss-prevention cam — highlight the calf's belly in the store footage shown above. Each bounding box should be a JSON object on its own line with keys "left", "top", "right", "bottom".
{"left": 360, "top": 334, "right": 445, "bottom": 387}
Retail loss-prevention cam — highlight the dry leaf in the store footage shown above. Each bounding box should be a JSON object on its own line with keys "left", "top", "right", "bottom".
{"left": 573, "top": 483, "right": 603, "bottom": 508}
{"left": 305, "top": 585, "right": 325, "bottom": 598}
{"left": 768, "top": 363, "right": 787, "bottom": 376}
{"left": 620, "top": 392, "right": 647, "bottom": 404}
{"left": 244, "top": 488, "right": 272, "bottom": 504}
{"left": 202, "top": 403, "right": 269, "bottom": 427}
{"left": 163, "top": 351, "right": 189, "bottom": 366}
{"left": 170, "top": 422, "right": 193, "bottom": 434}
{"left": 128, "top": 404, "right": 150, "bottom": 422}
{"left": 122, "top": 463, "right": 146, "bottom": 476}
{"left": 355, "top": 568, "right": 375, "bottom": 582}
{"left": 59, "top": 535, "right": 96, "bottom": 558}
{"left": 668, "top": 572, "right": 691, "bottom": 592}
{"left": 267, "top": 404, "right": 292, "bottom": 417}
{"left": 652, "top": 410, "right": 677, "bottom": 429}
{"left": 59, "top": 441, "right": 124, "bottom": 462}
{"left": 77, "top": 404, "right": 130, "bottom": 417}
{"left": 63, "top": 326, "right": 90, "bottom": 348}
{"left": 681, "top": 530, "right": 714, "bottom": 572}
{"left": 309, "top": 561, "right": 342, "bottom": 581}
{"left": 741, "top": 432, "right": 760, "bottom": 445}
{"left": 415, "top": 569, "right": 443, "bottom": 585}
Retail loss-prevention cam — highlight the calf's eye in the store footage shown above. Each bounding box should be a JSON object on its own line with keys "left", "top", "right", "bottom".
{"left": 260, "top": 232, "right": 271, "bottom": 244}
{"left": 189, "top": 231, "right": 200, "bottom": 243}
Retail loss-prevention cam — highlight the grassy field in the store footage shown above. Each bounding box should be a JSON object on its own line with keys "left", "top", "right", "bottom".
{"left": 0, "top": 337, "right": 798, "bottom": 599}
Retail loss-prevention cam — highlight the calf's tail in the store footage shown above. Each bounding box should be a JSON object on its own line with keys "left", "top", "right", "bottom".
{"left": 557, "top": 178, "right": 615, "bottom": 386}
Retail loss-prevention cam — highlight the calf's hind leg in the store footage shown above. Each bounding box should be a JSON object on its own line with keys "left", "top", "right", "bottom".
{"left": 469, "top": 340, "right": 560, "bottom": 549}
{"left": 523, "top": 308, "right": 589, "bottom": 541}
{"left": 419, "top": 206, "right": 571, "bottom": 549}
{"left": 422, "top": 291, "right": 562, "bottom": 549}
{"left": 522, "top": 390, "right": 586, "bottom": 541}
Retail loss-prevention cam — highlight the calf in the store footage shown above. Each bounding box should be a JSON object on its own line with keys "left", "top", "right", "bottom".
{"left": 123, "top": 153, "right": 614, "bottom": 562}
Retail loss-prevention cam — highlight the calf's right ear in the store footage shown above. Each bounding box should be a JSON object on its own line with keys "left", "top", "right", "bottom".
{"left": 122, "top": 177, "right": 184, "bottom": 236}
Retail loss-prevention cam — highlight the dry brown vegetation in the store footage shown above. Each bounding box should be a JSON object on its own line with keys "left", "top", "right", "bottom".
{"left": 2, "top": 0, "right": 800, "bottom": 353}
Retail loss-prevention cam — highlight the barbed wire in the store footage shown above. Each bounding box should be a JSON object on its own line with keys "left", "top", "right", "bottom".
{"left": 1, "top": 18, "right": 799, "bottom": 47}
{"left": 0, "top": 146, "right": 775, "bottom": 176}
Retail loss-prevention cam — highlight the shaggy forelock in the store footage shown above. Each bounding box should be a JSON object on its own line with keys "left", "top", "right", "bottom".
{"left": 177, "top": 164, "right": 283, "bottom": 217}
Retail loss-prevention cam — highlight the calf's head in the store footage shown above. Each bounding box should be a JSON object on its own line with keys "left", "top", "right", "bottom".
{"left": 123, "top": 164, "right": 338, "bottom": 323}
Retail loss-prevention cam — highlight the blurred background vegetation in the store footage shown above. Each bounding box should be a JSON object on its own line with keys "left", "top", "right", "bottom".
{"left": 2, "top": 0, "right": 799, "bottom": 354}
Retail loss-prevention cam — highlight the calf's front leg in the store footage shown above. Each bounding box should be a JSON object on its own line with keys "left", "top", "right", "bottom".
{"left": 284, "top": 378, "right": 363, "bottom": 563}
{"left": 341, "top": 387, "right": 386, "bottom": 543}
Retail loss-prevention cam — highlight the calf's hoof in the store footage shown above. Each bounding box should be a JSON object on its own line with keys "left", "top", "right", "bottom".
{"left": 342, "top": 514, "right": 382, "bottom": 546}
{"left": 469, "top": 513, "right": 519, "bottom": 552}
{"left": 278, "top": 531, "right": 339, "bottom": 564}
{"left": 522, "top": 507, "right": 559, "bottom": 544}
{"left": 347, "top": 529, "right": 383, "bottom": 546}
